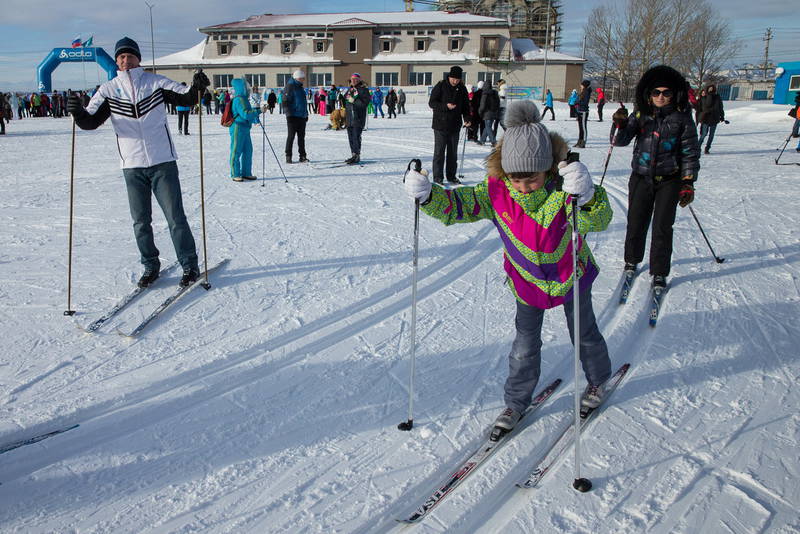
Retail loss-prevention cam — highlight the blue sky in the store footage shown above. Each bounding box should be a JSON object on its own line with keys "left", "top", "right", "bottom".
{"left": 0, "top": 0, "right": 795, "bottom": 92}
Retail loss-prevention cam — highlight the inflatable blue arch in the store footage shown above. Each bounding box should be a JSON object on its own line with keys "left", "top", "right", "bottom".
{"left": 37, "top": 47, "right": 117, "bottom": 92}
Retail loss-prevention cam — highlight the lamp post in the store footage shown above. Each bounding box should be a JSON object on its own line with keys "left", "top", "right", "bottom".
{"left": 145, "top": 1, "right": 156, "bottom": 73}
{"left": 541, "top": 0, "right": 552, "bottom": 102}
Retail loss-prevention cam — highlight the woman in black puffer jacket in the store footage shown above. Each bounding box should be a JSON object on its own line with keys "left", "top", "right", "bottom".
{"left": 613, "top": 65, "right": 700, "bottom": 288}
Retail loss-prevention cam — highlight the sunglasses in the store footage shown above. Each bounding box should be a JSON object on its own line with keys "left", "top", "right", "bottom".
{"left": 650, "top": 89, "right": 673, "bottom": 98}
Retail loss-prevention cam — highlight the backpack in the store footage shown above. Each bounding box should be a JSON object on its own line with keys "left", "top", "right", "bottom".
{"left": 220, "top": 100, "right": 233, "bottom": 127}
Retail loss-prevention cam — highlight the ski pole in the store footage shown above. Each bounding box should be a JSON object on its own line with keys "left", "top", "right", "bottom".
{"left": 197, "top": 86, "right": 211, "bottom": 290}
{"left": 775, "top": 133, "right": 792, "bottom": 164}
{"left": 64, "top": 118, "right": 77, "bottom": 316}
{"left": 457, "top": 124, "right": 467, "bottom": 180}
{"left": 688, "top": 206, "right": 725, "bottom": 263}
{"left": 398, "top": 158, "right": 424, "bottom": 432}
{"left": 565, "top": 152, "right": 591, "bottom": 493}
{"left": 258, "top": 121, "right": 288, "bottom": 183}
{"left": 598, "top": 136, "right": 615, "bottom": 188}
{"left": 261, "top": 111, "right": 266, "bottom": 187}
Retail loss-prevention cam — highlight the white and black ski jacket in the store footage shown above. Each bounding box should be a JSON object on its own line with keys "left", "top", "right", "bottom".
{"left": 75, "top": 67, "right": 200, "bottom": 169}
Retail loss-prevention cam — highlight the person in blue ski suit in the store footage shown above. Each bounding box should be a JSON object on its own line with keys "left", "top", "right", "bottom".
{"left": 228, "top": 78, "right": 260, "bottom": 182}
{"left": 372, "top": 86, "right": 384, "bottom": 118}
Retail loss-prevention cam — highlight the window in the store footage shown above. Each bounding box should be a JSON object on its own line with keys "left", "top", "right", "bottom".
{"left": 462, "top": 30, "right": 470, "bottom": 35}
{"left": 230, "top": 34, "right": 238, "bottom": 40}
{"left": 218, "top": 43, "right": 230, "bottom": 56}
{"left": 307, "top": 33, "right": 315, "bottom": 37}
{"left": 442, "top": 29, "right": 449, "bottom": 35}
{"left": 213, "top": 74, "right": 234, "bottom": 88}
{"left": 427, "top": 30, "right": 435, "bottom": 35}
{"left": 382, "top": 40, "right": 391, "bottom": 52}
{"left": 408, "top": 72, "right": 432, "bottom": 86}
{"left": 480, "top": 36, "right": 500, "bottom": 58}
{"left": 282, "top": 42, "right": 292, "bottom": 54}
{"left": 451, "top": 29, "right": 460, "bottom": 35}
{"left": 310, "top": 73, "right": 332, "bottom": 87}
{"left": 315, "top": 41, "right": 325, "bottom": 53}
{"left": 393, "top": 31, "right": 401, "bottom": 35}
{"left": 450, "top": 39, "right": 460, "bottom": 51}
{"left": 220, "top": 34, "right": 228, "bottom": 40}
{"left": 277, "top": 73, "right": 292, "bottom": 87}
{"left": 213, "top": 35, "right": 219, "bottom": 41}
{"left": 245, "top": 73, "right": 266, "bottom": 88}
{"left": 348, "top": 37, "right": 357, "bottom": 53}
{"left": 477, "top": 72, "right": 501, "bottom": 85}
{"left": 316, "top": 33, "right": 325, "bottom": 37}
{"left": 262, "top": 34, "right": 270, "bottom": 38}
{"left": 242, "top": 34, "right": 250, "bottom": 40}
{"left": 790, "top": 75, "right": 800, "bottom": 91}
{"left": 249, "top": 41, "right": 262, "bottom": 55}
{"left": 416, "top": 39, "right": 427, "bottom": 52}
{"left": 416, "top": 30, "right": 426, "bottom": 35}
{"left": 375, "top": 72, "right": 399, "bottom": 86}
{"left": 407, "top": 31, "right": 415, "bottom": 35}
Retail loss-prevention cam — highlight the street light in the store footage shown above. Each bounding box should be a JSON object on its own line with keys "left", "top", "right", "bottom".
{"left": 145, "top": 1, "right": 156, "bottom": 73}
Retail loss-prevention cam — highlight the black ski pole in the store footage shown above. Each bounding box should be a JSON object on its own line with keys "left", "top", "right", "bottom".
{"left": 775, "top": 133, "right": 792, "bottom": 165}
{"left": 64, "top": 118, "right": 77, "bottom": 316}
{"left": 688, "top": 206, "right": 725, "bottom": 264}
{"left": 258, "top": 121, "right": 288, "bottom": 183}
{"left": 598, "top": 136, "right": 616, "bottom": 188}
{"left": 564, "top": 152, "right": 591, "bottom": 493}
{"left": 197, "top": 87, "right": 211, "bottom": 290}
{"left": 261, "top": 111, "right": 266, "bottom": 187}
{"left": 458, "top": 125, "right": 467, "bottom": 180}
{"left": 398, "top": 158, "right": 424, "bottom": 432}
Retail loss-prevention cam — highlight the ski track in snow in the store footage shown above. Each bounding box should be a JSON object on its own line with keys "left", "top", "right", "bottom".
{"left": 0, "top": 102, "right": 798, "bottom": 533}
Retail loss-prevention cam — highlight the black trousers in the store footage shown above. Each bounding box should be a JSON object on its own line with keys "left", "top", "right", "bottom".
{"left": 177, "top": 111, "right": 189, "bottom": 134}
{"left": 577, "top": 111, "right": 589, "bottom": 142}
{"left": 347, "top": 126, "right": 363, "bottom": 156}
{"left": 597, "top": 102, "right": 605, "bottom": 121}
{"left": 624, "top": 173, "right": 682, "bottom": 277}
{"left": 432, "top": 129, "right": 460, "bottom": 183}
{"left": 542, "top": 106, "right": 555, "bottom": 120}
{"left": 285, "top": 116, "right": 307, "bottom": 158}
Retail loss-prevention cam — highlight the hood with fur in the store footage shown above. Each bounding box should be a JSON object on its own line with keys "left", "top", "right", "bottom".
{"left": 635, "top": 65, "right": 690, "bottom": 114}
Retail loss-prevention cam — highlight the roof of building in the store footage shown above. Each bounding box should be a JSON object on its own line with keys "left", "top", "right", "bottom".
{"left": 201, "top": 11, "right": 508, "bottom": 31}
{"left": 511, "top": 38, "right": 584, "bottom": 63}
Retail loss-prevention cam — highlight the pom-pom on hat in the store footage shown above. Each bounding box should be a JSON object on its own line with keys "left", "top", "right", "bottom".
{"left": 293, "top": 69, "right": 306, "bottom": 80}
{"left": 114, "top": 37, "right": 141, "bottom": 61}
{"left": 501, "top": 100, "right": 552, "bottom": 174}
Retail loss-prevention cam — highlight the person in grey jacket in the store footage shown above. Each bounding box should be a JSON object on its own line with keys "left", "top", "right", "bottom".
{"left": 477, "top": 80, "right": 500, "bottom": 146}
{"left": 343, "top": 73, "right": 370, "bottom": 164}
{"left": 397, "top": 89, "right": 406, "bottom": 114}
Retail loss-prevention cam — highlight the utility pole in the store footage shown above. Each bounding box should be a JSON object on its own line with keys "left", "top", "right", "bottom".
{"left": 762, "top": 27, "right": 772, "bottom": 79}
{"left": 582, "top": 34, "right": 587, "bottom": 59}
{"left": 145, "top": 1, "right": 156, "bottom": 74}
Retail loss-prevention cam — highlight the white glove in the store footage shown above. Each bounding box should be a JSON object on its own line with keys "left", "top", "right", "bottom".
{"left": 404, "top": 169, "right": 432, "bottom": 202}
{"left": 558, "top": 161, "right": 595, "bottom": 206}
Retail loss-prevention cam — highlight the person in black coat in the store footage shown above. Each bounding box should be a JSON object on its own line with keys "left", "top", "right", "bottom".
{"left": 575, "top": 79, "right": 591, "bottom": 148}
{"left": 477, "top": 79, "right": 500, "bottom": 146}
{"left": 698, "top": 84, "right": 725, "bottom": 154}
{"left": 613, "top": 65, "right": 701, "bottom": 288}
{"left": 343, "top": 73, "right": 370, "bottom": 164}
{"left": 428, "top": 66, "right": 471, "bottom": 184}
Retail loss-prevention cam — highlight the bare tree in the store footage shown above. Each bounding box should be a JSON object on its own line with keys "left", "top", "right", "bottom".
{"left": 582, "top": 0, "right": 739, "bottom": 102}
{"left": 683, "top": 5, "right": 741, "bottom": 88}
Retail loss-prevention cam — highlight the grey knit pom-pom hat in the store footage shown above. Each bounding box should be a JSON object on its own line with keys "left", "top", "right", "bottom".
{"left": 501, "top": 100, "right": 552, "bottom": 174}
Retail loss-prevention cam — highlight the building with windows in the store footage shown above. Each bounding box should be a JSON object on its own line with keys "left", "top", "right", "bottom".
{"left": 151, "top": 11, "right": 584, "bottom": 100}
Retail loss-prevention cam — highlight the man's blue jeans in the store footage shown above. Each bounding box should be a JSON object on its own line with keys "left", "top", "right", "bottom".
{"left": 122, "top": 160, "right": 198, "bottom": 272}
{"left": 504, "top": 288, "right": 612, "bottom": 413}
{"left": 698, "top": 122, "right": 717, "bottom": 149}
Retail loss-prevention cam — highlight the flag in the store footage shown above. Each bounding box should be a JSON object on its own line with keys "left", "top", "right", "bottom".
{"left": 71, "top": 37, "right": 82, "bottom": 48}
{"left": 82, "top": 36, "right": 93, "bottom": 48}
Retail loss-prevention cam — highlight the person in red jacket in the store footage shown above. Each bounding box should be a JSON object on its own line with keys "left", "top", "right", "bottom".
{"left": 595, "top": 87, "right": 606, "bottom": 122}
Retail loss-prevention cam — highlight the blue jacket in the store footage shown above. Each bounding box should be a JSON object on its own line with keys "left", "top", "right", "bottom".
{"left": 545, "top": 91, "right": 553, "bottom": 108}
{"left": 283, "top": 78, "right": 308, "bottom": 118}
{"left": 231, "top": 79, "right": 260, "bottom": 128}
{"left": 568, "top": 90, "right": 578, "bottom": 106}
{"left": 371, "top": 88, "right": 383, "bottom": 105}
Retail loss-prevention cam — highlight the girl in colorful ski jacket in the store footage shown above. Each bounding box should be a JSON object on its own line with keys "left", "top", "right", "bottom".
{"left": 228, "top": 78, "right": 260, "bottom": 181}
{"left": 403, "top": 99, "right": 613, "bottom": 431}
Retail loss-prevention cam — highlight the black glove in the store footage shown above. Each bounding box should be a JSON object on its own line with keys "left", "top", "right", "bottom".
{"left": 192, "top": 71, "right": 210, "bottom": 91}
{"left": 66, "top": 94, "right": 85, "bottom": 117}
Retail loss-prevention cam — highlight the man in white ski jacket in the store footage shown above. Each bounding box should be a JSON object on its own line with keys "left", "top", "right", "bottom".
{"left": 67, "top": 37, "right": 210, "bottom": 287}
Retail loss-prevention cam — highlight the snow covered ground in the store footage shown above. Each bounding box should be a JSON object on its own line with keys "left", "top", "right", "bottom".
{"left": 0, "top": 100, "right": 798, "bottom": 534}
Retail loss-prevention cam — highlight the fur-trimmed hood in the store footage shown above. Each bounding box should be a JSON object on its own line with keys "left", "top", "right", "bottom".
{"left": 486, "top": 130, "right": 569, "bottom": 180}
{"left": 635, "top": 65, "right": 690, "bottom": 114}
